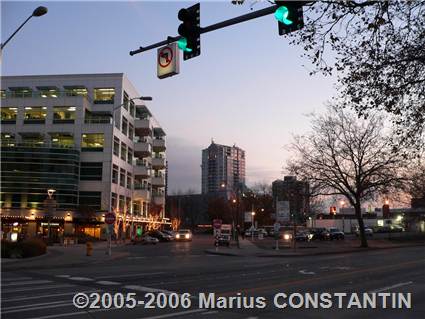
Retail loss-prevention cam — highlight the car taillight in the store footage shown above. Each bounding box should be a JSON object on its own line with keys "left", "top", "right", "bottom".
{"left": 176, "top": 234, "right": 180, "bottom": 239}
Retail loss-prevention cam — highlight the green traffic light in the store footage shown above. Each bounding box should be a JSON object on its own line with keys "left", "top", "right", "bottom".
{"left": 177, "top": 38, "right": 193, "bottom": 52}
{"left": 275, "top": 6, "right": 293, "bottom": 25}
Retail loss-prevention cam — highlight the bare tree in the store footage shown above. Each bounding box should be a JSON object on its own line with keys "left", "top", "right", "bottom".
{"left": 286, "top": 105, "right": 407, "bottom": 247}
{"left": 289, "top": 1, "right": 425, "bottom": 150}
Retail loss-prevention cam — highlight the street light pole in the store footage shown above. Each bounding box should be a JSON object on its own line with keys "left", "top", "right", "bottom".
{"left": 1, "top": 6, "right": 48, "bottom": 50}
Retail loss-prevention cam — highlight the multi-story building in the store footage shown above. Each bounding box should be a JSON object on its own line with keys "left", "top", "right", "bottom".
{"left": 0, "top": 73, "right": 168, "bottom": 241}
{"left": 201, "top": 141, "right": 246, "bottom": 198}
{"left": 272, "top": 176, "right": 310, "bottom": 224}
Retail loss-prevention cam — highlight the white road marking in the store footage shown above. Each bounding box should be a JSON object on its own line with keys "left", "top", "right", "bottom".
{"left": 2, "top": 276, "right": 33, "bottom": 282}
{"left": 96, "top": 280, "right": 121, "bottom": 285}
{"left": 68, "top": 276, "right": 94, "bottom": 281}
{"left": 124, "top": 285, "right": 175, "bottom": 294}
{"left": 299, "top": 270, "right": 315, "bottom": 275}
{"left": 1, "top": 290, "right": 101, "bottom": 302}
{"left": 320, "top": 266, "right": 351, "bottom": 270}
{"left": 2, "top": 300, "right": 69, "bottom": 311}
{"left": 202, "top": 310, "right": 219, "bottom": 315}
{"left": 369, "top": 281, "right": 413, "bottom": 293}
{"left": 1, "top": 280, "right": 52, "bottom": 287}
{"left": 138, "top": 309, "right": 206, "bottom": 319}
{"left": 2, "top": 284, "right": 75, "bottom": 293}
{"left": 55, "top": 275, "right": 71, "bottom": 278}
{"left": 1, "top": 302, "right": 72, "bottom": 314}
{"left": 95, "top": 272, "right": 164, "bottom": 279}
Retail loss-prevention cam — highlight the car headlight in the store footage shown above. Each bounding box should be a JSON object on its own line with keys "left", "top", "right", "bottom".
{"left": 283, "top": 234, "right": 291, "bottom": 240}
{"left": 176, "top": 234, "right": 180, "bottom": 239}
{"left": 185, "top": 234, "right": 190, "bottom": 239}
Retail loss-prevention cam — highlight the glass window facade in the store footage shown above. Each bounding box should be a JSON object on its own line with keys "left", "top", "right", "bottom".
{"left": 21, "top": 135, "right": 45, "bottom": 147}
{"left": 81, "top": 133, "right": 104, "bottom": 151}
{"left": 1, "top": 107, "right": 18, "bottom": 123}
{"left": 94, "top": 88, "right": 115, "bottom": 104}
{"left": 24, "top": 107, "right": 46, "bottom": 124}
{"left": 120, "top": 143, "right": 127, "bottom": 161}
{"left": 51, "top": 133, "right": 74, "bottom": 148}
{"left": 80, "top": 162, "right": 103, "bottom": 180}
{"left": 79, "top": 191, "right": 101, "bottom": 210}
{"left": 112, "top": 165, "right": 118, "bottom": 184}
{"left": 53, "top": 106, "right": 76, "bottom": 123}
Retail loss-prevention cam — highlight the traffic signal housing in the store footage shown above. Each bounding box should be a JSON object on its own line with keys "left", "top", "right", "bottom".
{"left": 177, "top": 3, "right": 201, "bottom": 60}
{"left": 330, "top": 206, "right": 337, "bottom": 216}
{"left": 274, "top": 1, "right": 304, "bottom": 35}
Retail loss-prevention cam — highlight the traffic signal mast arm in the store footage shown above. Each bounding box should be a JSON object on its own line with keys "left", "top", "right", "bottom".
{"left": 129, "top": 2, "right": 309, "bottom": 56}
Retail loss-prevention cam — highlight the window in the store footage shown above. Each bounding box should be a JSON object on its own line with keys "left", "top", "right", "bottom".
{"left": 1, "top": 133, "right": 15, "bottom": 146}
{"left": 128, "top": 124, "right": 134, "bottom": 140}
{"left": 80, "top": 162, "right": 103, "bottom": 180}
{"left": 0, "top": 90, "right": 5, "bottom": 99}
{"left": 126, "top": 172, "right": 132, "bottom": 190}
{"left": 24, "top": 107, "right": 46, "bottom": 123}
{"left": 94, "top": 88, "right": 115, "bottom": 104}
{"left": 126, "top": 197, "right": 131, "bottom": 213}
{"left": 133, "top": 201, "right": 141, "bottom": 215}
{"left": 53, "top": 106, "right": 76, "bottom": 123}
{"left": 79, "top": 191, "right": 101, "bottom": 210}
{"left": 127, "top": 148, "right": 133, "bottom": 165}
{"left": 129, "top": 100, "right": 135, "bottom": 117}
{"left": 113, "top": 136, "right": 120, "bottom": 156}
{"left": 111, "top": 192, "right": 117, "bottom": 211}
{"left": 112, "top": 165, "right": 118, "bottom": 184}
{"left": 1, "top": 107, "right": 17, "bottom": 123}
{"left": 65, "top": 87, "right": 87, "bottom": 97}
{"left": 10, "top": 88, "right": 32, "bottom": 98}
{"left": 120, "top": 168, "right": 126, "bottom": 187}
{"left": 21, "top": 134, "right": 44, "bottom": 146}
{"left": 81, "top": 133, "right": 104, "bottom": 151}
{"left": 119, "top": 195, "right": 125, "bottom": 212}
{"left": 122, "top": 116, "right": 128, "bottom": 136}
{"left": 51, "top": 133, "right": 74, "bottom": 148}
{"left": 123, "top": 91, "right": 129, "bottom": 111}
{"left": 39, "top": 89, "right": 59, "bottom": 98}
{"left": 120, "top": 142, "right": 127, "bottom": 161}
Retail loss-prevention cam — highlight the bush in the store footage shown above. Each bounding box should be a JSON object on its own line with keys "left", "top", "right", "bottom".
{"left": 1, "top": 239, "right": 47, "bottom": 258}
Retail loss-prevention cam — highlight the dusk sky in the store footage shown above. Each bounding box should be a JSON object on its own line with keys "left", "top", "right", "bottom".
{"left": 2, "top": 0, "right": 337, "bottom": 193}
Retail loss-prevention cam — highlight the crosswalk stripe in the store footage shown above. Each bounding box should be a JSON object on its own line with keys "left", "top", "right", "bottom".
{"left": 1, "top": 290, "right": 101, "bottom": 302}
{"left": 3, "top": 284, "right": 75, "bottom": 293}
{"left": 1, "top": 280, "right": 52, "bottom": 287}
{"left": 124, "top": 285, "right": 175, "bottom": 294}
{"left": 95, "top": 272, "right": 165, "bottom": 279}
{"left": 2, "top": 300, "right": 69, "bottom": 311}
{"left": 1, "top": 302, "right": 72, "bottom": 314}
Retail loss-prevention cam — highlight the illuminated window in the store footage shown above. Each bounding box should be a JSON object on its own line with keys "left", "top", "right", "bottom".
{"left": 94, "top": 88, "right": 115, "bottom": 104}
{"left": 21, "top": 134, "right": 45, "bottom": 146}
{"left": 1, "top": 107, "right": 18, "bottom": 123}
{"left": 51, "top": 133, "right": 74, "bottom": 148}
{"left": 24, "top": 107, "right": 46, "bottom": 123}
{"left": 10, "top": 88, "right": 32, "bottom": 98}
{"left": 65, "top": 87, "right": 87, "bottom": 97}
{"left": 1, "top": 133, "right": 15, "bottom": 146}
{"left": 53, "top": 106, "right": 76, "bottom": 123}
{"left": 81, "top": 133, "right": 104, "bottom": 151}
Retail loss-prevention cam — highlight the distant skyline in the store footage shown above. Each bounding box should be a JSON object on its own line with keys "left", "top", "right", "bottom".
{"left": 1, "top": 1, "right": 337, "bottom": 193}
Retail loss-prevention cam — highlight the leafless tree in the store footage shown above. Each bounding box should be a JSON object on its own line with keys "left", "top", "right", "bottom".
{"left": 286, "top": 105, "right": 408, "bottom": 247}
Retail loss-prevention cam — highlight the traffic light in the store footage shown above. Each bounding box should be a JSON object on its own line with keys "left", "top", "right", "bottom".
{"left": 274, "top": 1, "right": 304, "bottom": 35}
{"left": 330, "top": 206, "right": 337, "bottom": 216}
{"left": 177, "top": 3, "right": 201, "bottom": 60}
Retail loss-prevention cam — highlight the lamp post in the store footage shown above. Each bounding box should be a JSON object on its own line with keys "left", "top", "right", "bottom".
{"left": 1, "top": 6, "right": 48, "bottom": 50}
{"left": 340, "top": 200, "right": 345, "bottom": 233}
{"left": 251, "top": 211, "right": 255, "bottom": 241}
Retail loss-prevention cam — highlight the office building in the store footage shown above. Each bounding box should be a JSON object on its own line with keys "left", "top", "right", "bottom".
{"left": 0, "top": 73, "right": 168, "bottom": 241}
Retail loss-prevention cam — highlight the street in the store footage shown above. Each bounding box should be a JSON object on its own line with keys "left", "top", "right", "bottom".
{"left": 1, "top": 236, "right": 424, "bottom": 319}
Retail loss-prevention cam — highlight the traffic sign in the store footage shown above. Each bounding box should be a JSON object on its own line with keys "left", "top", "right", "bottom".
{"left": 276, "top": 201, "right": 290, "bottom": 222}
{"left": 105, "top": 212, "right": 116, "bottom": 225}
{"left": 157, "top": 43, "right": 180, "bottom": 79}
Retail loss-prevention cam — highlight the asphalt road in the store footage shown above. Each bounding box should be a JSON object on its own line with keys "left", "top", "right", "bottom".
{"left": 2, "top": 235, "right": 424, "bottom": 319}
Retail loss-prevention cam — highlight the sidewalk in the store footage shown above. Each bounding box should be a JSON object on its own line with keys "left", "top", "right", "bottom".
{"left": 204, "top": 238, "right": 425, "bottom": 258}
{"left": 2, "top": 241, "right": 130, "bottom": 271}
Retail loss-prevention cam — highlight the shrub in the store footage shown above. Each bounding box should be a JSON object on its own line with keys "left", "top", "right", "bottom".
{"left": 1, "top": 239, "right": 47, "bottom": 258}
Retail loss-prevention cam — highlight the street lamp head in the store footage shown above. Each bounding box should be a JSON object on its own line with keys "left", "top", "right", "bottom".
{"left": 33, "top": 6, "right": 48, "bottom": 17}
{"left": 138, "top": 96, "right": 153, "bottom": 101}
{"left": 232, "top": 199, "right": 237, "bottom": 204}
{"left": 251, "top": 212, "right": 255, "bottom": 216}
{"left": 47, "top": 188, "right": 56, "bottom": 199}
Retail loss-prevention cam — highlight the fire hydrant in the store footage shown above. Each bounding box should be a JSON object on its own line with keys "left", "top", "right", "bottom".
{"left": 86, "top": 241, "right": 93, "bottom": 256}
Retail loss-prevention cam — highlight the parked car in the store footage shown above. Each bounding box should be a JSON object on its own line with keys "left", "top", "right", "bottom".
{"left": 256, "top": 228, "right": 268, "bottom": 237}
{"left": 148, "top": 230, "right": 171, "bottom": 242}
{"left": 374, "top": 225, "right": 405, "bottom": 233}
{"left": 328, "top": 228, "right": 345, "bottom": 240}
{"left": 354, "top": 227, "right": 373, "bottom": 236}
{"left": 140, "top": 235, "right": 159, "bottom": 245}
{"left": 309, "top": 228, "right": 329, "bottom": 240}
{"left": 175, "top": 229, "right": 193, "bottom": 241}
{"left": 295, "top": 231, "right": 309, "bottom": 242}
{"left": 162, "top": 230, "right": 176, "bottom": 240}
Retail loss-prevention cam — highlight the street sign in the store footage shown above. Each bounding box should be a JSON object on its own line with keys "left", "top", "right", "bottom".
{"left": 105, "top": 212, "right": 116, "bottom": 225}
{"left": 244, "top": 212, "right": 252, "bottom": 222}
{"left": 276, "top": 201, "right": 290, "bottom": 222}
{"left": 157, "top": 43, "right": 180, "bottom": 79}
{"left": 213, "top": 219, "right": 222, "bottom": 229}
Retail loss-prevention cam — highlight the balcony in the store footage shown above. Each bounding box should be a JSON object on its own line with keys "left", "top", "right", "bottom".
{"left": 152, "top": 175, "right": 166, "bottom": 186}
{"left": 134, "top": 141, "right": 151, "bottom": 157}
{"left": 152, "top": 138, "right": 166, "bottom": 152}
{"left": 152, "top": 157, "right": 166, "bottom": 169}
{"left": 153, "top": 195, "right": 165, "bottom": 206}
{"left": 134, "top": 118, "right": 152, "bottom": 136}
{"left": 134, "top": 164, "right": 150, "bottom": 178}
{"left": 133, "top": 188, "right": 150, "bottom": 201}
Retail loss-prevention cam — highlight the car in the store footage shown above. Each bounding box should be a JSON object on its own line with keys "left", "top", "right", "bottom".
{"left": 140, "top": 235, "right": 159, "bottom": 245}
{"left": 161, "top": 230, "right": 176, "bottom": 240}
{"left": 295, "top": 231, "right": 309, "bottom": 241}
{"left": 257, "top": 228, "right": 268, "bottom": 237}
{"left": 148, "top": 230, "right": 171, "bottom": 242}
{"left": 175, "top": 229, "right": 193, "bottom": 241}
{"left": 354, "top": 227, "right": 373, "bottom": 236}
{"left": 390, "top": 225, "right": 405, "bottom": 232}
{"left": 328, "top": 228, "right": 345, "bottom": 240}
{"left": 309, "top": 228, "right": 329, "bottom": 240}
